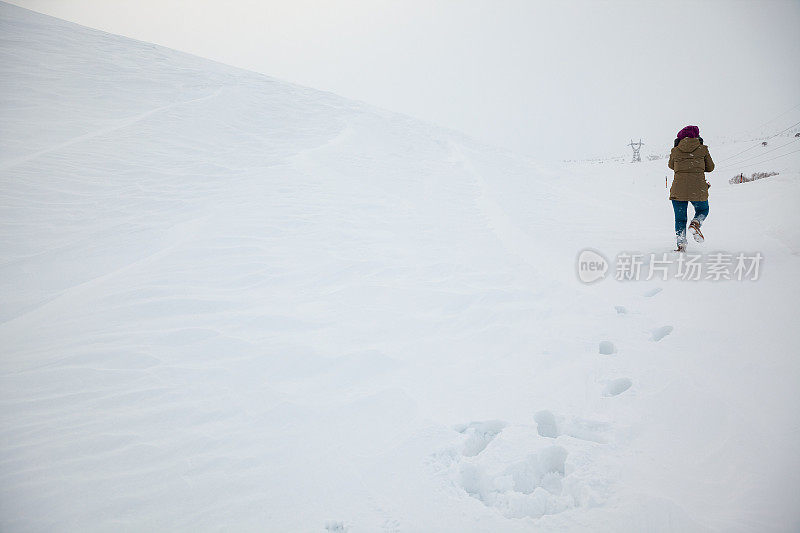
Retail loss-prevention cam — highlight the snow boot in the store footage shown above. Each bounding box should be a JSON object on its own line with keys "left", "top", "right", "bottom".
{"left": 688, "top": 219, "right": 704, "bottom": 243}
{"left": 675, "top": 242, "right": 687, "bottom": 253}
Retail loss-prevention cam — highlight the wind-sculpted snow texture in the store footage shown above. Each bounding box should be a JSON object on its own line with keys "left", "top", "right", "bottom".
{"left": 2, "top": 3, "right": 800, "bottom": 532}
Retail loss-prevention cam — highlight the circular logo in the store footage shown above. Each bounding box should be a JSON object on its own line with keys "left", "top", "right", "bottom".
{"left": 576, "top": 249, "right": 608, "bottom": 283}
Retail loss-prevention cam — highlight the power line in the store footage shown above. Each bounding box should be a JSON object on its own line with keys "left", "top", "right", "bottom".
{"left": 721, "top": 147, "right": 800, "bottom": 173}
{"left": 716, "top": 137, "right": 800, "bottom": 170}
{"left": 770, "top": 119, "right": 800, "bottom": 138}
{"left": 716, "top": 143, "right": 760, "bottom": 163}
{"left": 717, "top": 119, "right": 800, "bottom": 163}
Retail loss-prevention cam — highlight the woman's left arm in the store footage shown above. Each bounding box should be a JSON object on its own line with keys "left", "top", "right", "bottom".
{"left": 704, "top": 149, "right": 714, "bottom": 173}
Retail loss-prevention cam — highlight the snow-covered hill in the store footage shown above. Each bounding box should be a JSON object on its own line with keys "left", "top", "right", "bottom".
{"left": 2, "top": 3, "right": 799, "bottom": 532}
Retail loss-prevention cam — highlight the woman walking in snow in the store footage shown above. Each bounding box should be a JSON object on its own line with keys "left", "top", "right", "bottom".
{"left": 668, "top": 125, "right": 714, "bottom": 252}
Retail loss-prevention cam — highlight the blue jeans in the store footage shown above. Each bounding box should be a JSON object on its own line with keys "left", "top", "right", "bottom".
{"left": 672, "top": 200, "right": 709, "bottom": 244}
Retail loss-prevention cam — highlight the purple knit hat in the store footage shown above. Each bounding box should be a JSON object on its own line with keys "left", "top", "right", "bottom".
{"left": 677, "top": 125, "right": 700, "bottom": 140}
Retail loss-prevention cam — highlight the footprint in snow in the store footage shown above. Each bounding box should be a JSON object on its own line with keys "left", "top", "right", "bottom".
{"left": 615, "top": 305, "right": 627, "bottom": 314}
{"left": 454, "top": 420, "right": 506, "bottom": 457}
{"left": 534, "top": 410, "right": 559, "bottom": 438}
{"left": 325, "top": 521, "right": 347, "bottom": 532}
{"left": 644, "top": 287, "right": 663, "bottom": 298}
{"left": 458, "top": 445, "right": 570, "bottom": 519}
{"left": 535, "top": 410, "right": 610, "bottom": 443}
{"left": 651, "top": 325, "right": 674, "bottom": 342}
{"left": 598, "top": 340, "right": 616, "bottom": 355}
{"left": 603, "top": 378, "right": 633, "bottom": 397}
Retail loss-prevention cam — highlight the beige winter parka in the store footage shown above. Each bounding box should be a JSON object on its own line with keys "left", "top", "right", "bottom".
{"left": 668, "top": 137, "right": 714, "bottom": 201}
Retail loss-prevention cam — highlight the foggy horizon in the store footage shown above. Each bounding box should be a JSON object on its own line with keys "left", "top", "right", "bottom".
{"left": 6, "top": 0, "right": 800, "bottom": 162}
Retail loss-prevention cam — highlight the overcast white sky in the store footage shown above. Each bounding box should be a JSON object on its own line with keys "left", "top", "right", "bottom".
{"left": 8, "top": 0, "right": 800, "bottom": 161}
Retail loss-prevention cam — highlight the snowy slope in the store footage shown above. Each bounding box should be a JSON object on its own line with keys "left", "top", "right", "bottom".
{"left": 2, "top": 3, "right": 800, "bottom": 532}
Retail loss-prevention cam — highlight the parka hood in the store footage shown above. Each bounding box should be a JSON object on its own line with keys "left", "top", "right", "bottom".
{"left": 677, "top": 137, "right": 702, "bottom": 153}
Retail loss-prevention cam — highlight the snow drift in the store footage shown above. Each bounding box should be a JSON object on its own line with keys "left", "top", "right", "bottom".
{"left": 1, "top": 3, "right": 799, "bottom": 532}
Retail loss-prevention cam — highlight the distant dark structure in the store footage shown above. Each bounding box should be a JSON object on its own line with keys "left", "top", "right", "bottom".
{"left": 628, "top": 139, "right": 644, "bottom": 162}
{"left": 762, "top": 141, "right": 768, "bottom": 146}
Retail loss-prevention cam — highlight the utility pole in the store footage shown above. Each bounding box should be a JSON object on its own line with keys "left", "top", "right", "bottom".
{"left": 628, "top": 139, "right": 644, "bottom": 162}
